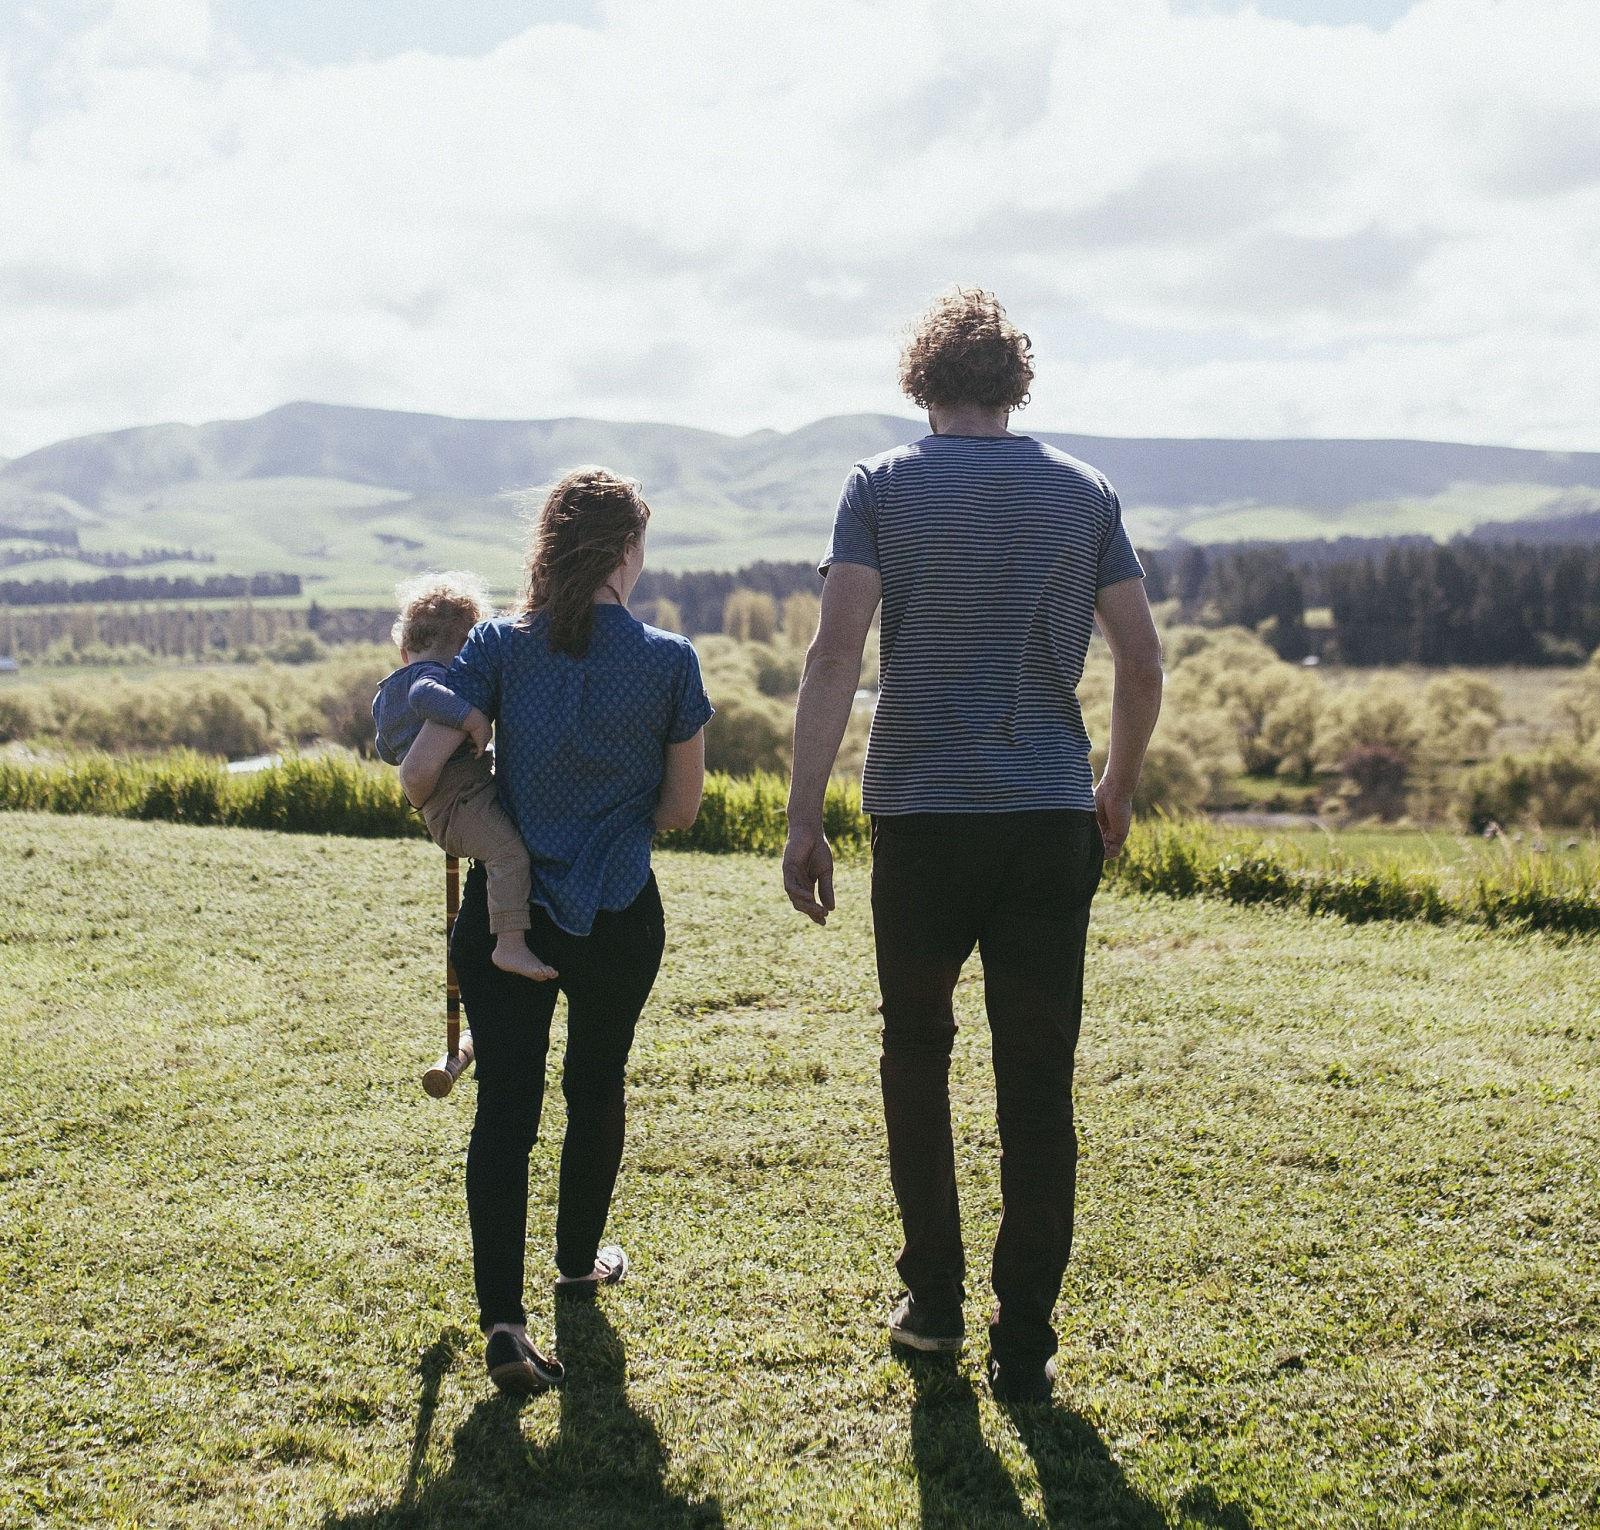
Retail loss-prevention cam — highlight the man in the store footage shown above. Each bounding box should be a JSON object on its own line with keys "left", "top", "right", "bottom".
{"left": 783, "top": 289, "right": 1163, "bottom": 1404}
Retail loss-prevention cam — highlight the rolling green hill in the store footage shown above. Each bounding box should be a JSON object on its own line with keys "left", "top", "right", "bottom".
{"left": 3, "top": 403, "right": 1598, "bottom": 602}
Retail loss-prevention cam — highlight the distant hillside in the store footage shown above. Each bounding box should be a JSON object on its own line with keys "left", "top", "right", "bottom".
{"left": 2, "top": 402, "right": 1598, "bottom": 602}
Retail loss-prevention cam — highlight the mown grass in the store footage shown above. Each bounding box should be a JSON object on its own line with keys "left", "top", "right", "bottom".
{"left": 1, "top": 814, "right": 1597, "bottom": 1527}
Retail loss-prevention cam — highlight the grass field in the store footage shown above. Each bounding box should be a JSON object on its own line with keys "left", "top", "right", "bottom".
{"left": 1, "top": 815, "right": 1597, "bottom": 1528}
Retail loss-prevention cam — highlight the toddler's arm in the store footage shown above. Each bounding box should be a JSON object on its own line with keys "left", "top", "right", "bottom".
{"left": 408, "top": 673, "right": 490, "bottom": 755}
{"left": 408, "top": 672, "right": 475, "bottom": 732}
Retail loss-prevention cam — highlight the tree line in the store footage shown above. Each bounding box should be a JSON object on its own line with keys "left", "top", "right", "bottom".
{"left": 0, "top": 571, "right": 300, "bottom": 606}
{"left": 1140, "top": 539, "right": 1600, "bottom": 666}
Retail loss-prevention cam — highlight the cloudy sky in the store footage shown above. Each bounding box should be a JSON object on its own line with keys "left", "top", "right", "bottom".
{"left": 1, "top": 0, "right": 1596, "bottom": 456}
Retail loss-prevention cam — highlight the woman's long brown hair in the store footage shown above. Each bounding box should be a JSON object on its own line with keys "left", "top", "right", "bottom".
{"left": 518, "top": 467, "right": 650, "bottom": 657}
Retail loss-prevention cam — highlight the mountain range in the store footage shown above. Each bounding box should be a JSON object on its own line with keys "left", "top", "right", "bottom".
{"left": 2, "top": 402, "right": 1598, "bottom": 603}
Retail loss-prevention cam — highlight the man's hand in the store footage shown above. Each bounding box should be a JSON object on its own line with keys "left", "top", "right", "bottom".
{"left": 462, "top": 707, "right": 491, "bottom": 757}
{"left": 1094, "top": 780, "right": 1134, "bottom": 859}
{"left": 783, "top": 827, "right": 836, "bottom": 925}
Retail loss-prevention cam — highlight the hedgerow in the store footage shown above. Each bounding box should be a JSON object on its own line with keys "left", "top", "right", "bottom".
{"left": 3, "top": 754, "right": 1595, "bottom": 934}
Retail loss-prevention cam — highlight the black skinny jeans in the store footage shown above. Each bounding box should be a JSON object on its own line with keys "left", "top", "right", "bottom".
{"left": 871, "top": 809, "right": 1103, "bottom": 1371}
{"left": 451, "top": 863, "right": 665, "bottom": 1331}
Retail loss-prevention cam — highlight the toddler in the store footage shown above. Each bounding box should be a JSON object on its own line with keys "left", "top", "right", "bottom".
{"left": 373, "top": 572, "right": 556, "bottom": 983}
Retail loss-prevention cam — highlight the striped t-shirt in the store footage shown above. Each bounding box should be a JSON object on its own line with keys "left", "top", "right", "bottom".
{"left": 821, "top": 433, "right": 1144, "bottom": 816}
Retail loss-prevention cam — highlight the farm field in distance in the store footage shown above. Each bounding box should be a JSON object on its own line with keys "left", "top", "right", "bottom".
{"left": 1, "top": 814, "right": 1596, "bottom": 1528}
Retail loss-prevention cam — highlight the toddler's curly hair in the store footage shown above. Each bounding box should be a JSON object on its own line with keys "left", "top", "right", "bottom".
{"left": 898, "top": 288, "right": 1034, "bottom": 412}
{"left": 391, "top": 571, "right": 494, "bottom": 656}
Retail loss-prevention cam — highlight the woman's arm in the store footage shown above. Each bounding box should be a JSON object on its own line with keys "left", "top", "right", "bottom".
{"left": 399, "top": 719, "right": 468, "bottom": 808}
{"left": 655, "top": 730, "right": 705, "bottom": 831}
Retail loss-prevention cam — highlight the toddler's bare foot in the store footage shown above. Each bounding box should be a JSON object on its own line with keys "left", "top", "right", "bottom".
{"left": 493, "top": 933, "right": 557, "bottom": 981}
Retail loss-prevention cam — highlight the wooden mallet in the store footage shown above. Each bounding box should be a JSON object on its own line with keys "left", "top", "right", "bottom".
{"left": 422, "top": 855, "right": 475, "bottom": 1098}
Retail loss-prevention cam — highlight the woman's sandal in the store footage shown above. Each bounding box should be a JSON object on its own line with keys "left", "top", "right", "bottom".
{"left": 485, "top": 1330, "right": 564, "bottom": 1395}
{"left": 553, "top": 1243, "right": 628, "bottom": 1299}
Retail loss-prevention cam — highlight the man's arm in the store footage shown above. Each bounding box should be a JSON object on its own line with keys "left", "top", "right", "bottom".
{"left": 783, "top": 562, "right": 882, "bottom": 923}
{"left": 398, "top": 719, "right": 467, "bottom": 808}
{"left": 1093, "top": 576, "right": 1164, "bottom": 858}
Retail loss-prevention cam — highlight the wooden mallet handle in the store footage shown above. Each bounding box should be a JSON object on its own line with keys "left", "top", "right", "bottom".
{"left": 422, "top": 854, "right": 474, "bottom": 1098}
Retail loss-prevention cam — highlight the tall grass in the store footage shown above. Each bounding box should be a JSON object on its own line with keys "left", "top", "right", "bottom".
{"left": 655, "top": 771, "right": 869, "bottom": 857}
{"left": 0, "top": 751, "right": 424, "bottom": 839}
{"left": 1109, "top": 816, "right": 1600, "bottom": 935}
{"left": 3, "top": 754, "right": 1595, "bottom": 933}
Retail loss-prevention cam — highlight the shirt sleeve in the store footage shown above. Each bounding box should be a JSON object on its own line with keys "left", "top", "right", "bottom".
{"left": 1096, "top": 484, "right": 1145, "bottom": 589}
{"left": 444, "top": 623, "right": 500, "bottom": 720}
{"left": 667, "top": 640, "right": 715, "bottom": 744}
{"left": 819, "top": 467, "right": 879, "bottom": 575}
{"left": 407, "top": 669, "right": 474, "bottom": 731}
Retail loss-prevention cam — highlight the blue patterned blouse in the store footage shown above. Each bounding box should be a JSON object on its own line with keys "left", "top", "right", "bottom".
{"left": 446, "top": 607, "right": 713, "bottom": 935}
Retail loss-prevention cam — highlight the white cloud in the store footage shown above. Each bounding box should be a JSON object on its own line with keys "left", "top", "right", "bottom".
{"left": 0, "top": 0, "right": 1597, "bottom": 455}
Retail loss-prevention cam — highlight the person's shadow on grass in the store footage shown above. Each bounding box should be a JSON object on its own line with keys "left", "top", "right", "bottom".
{"left": 328, "top": 1304, "right": 723, "bottom": 1530}
{"left": 902, "top": 1350, "right": 1178, "bottom": 1529}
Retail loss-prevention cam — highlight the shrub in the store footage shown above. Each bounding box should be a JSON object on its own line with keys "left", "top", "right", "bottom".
{"left": 173, "top": 686, "right": 273, "bottom": 758}
{"left": 1326, "top": 679, "right": 1426, "bottom": 767}
{"left": 780, "top": 593, "right": 821, "bottom": 648}
{"left": 723, "top": 590, "right": 778, "bottom": 644}
{"left": 753, "top": 644, "right": 804, "bottom": 698}
{"left": 317, "top": 667, "right": 386, "bottom": 756}
{"left": 0, "top": 689, "right": 42, "bottom": 744}
{"left": 1220, "top": 665, "right": 1325, "bottom": 778}
{"left": 1459, "top": 744, "right": 1600, "bottom": 832}
{"left": 1422, "top": 672, "right": 1503, "bottom": 762}
{"left": 1128, "top": 738, "right": 1210, "bottom": 817}
{"left": 703, "top": 689, "right": 791, "bottom": 775}
{"left": 1555, "top": 652, "right": 1600, "bottom": 745}
{"left": 1340, "top": 744, "right": 1409, "bottom": 821}
{"left": 267, "top": 632, "right": 328, "bottom": 665}
{"left": 641, "top": 598, "right": 683, "bottom": 634}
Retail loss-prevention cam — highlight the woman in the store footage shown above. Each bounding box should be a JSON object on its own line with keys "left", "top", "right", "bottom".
{"left": 400, "top": 466, "right": 712, "bottom": 1395}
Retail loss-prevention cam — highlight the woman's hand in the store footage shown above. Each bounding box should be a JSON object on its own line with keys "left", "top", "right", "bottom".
{"left": 462, "top": 707, "right": 492, "bottom": 757}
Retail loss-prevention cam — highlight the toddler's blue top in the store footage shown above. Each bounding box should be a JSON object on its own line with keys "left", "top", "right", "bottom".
{"left": 372, "top": 660, "right": 475, "bottom": 767}
{"left": 446, "top": 606, "right": 713, "bottom": 935}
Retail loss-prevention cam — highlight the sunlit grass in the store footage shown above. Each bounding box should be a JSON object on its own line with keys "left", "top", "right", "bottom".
{"left": 1, "top": 814, "right": 1596, "bottom": 1527}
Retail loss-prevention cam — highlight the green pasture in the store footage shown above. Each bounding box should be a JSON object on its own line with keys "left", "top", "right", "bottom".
{"left": 1, "top": 814, "right": 1596, "bottom": 1528}
{"left": 12, "top": 467, "right": 1587, "bottom": 605}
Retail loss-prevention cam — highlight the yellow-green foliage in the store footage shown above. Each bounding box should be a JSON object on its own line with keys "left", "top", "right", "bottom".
{"left": 0, "top": 750, "right": 421, "bottom": 838}
{"left": 722, "top": 589, "right": 778, "bottom": 644}
{"left": 780, "top": 592, "right": 821, "bottom": 648}
{"left": 1555, "top": 650, "right": 1600, "bottom": 744}
{"left": 1460, "top": 742, "right": 1600, "bottom": 831}
{"left": 1108, "top": 815, "right": 1600, "bottom": 934}
{"left": 8, "top": 750, "right": 1596, "bottom": 932}
{"left": 0, "top": 646, "right": 393, "bottom": 757}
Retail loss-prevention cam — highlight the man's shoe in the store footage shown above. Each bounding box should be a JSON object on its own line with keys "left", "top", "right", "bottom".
{"left": 485, "top": 1330, "right": 564, "bottom": 1395}
{"left": 554, "top": 1243, "right": 628, "bottom": 1298}
{"left": 888, "top": 1295, "right": 965, "bottom": 1353}
{"left": 986, "top": 1352, "right": 1057, "bottom": 1405}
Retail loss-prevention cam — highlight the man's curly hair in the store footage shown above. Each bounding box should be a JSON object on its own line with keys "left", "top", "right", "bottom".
{"left": 898, "top": 288, "right": 1034, "bottom": 413}
{"left": 391, "top": 571, "right": 494, "bottom": 656}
